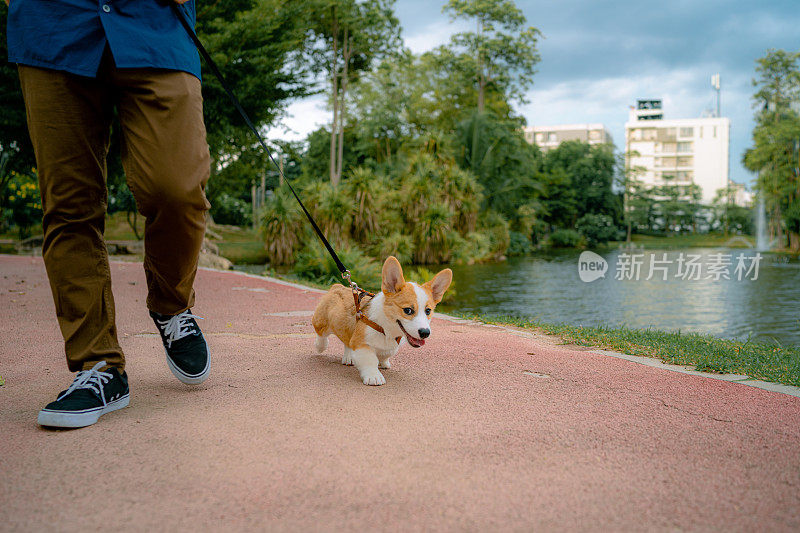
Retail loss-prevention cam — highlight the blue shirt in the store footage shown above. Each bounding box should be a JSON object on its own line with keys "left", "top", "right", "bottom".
{"left": 7, "top": 0, "right": 201, "bottom": 80}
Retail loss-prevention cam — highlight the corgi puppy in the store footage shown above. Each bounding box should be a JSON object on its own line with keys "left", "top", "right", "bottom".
{"left": 312, "top": 256, "right": 452, "bottom": 385}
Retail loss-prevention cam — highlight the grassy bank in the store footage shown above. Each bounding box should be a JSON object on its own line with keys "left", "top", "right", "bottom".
{"left": 630, "top": 233, "right": 755, "bottom": 249}
{"left": 212, "top": 225, "right": 267, "bottom": 265}
{"left": 457, "top": 314, "right": 800, "bottom": 387}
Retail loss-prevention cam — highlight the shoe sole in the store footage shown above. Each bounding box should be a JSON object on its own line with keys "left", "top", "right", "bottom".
{"left": 37, "top": 394, "right": 130, "bottom": 428}
{"left": 163, "top": 336, "right": 211, "bottom": 385}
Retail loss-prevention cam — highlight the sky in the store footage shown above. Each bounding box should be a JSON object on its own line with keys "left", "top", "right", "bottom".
{"left": 269, "top": 0, "right": 800, "bottom": 188}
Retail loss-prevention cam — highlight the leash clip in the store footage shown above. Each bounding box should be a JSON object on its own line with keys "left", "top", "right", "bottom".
{"left": 342, "top": 270, "right": 359, "bottom": 293}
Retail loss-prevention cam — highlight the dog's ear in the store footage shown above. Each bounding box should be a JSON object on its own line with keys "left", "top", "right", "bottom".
{"left": 424, "top": 268, "right": 452, "bottom": 303}
{"left": 382, "top": 256, "right": 405, "bottom": 294}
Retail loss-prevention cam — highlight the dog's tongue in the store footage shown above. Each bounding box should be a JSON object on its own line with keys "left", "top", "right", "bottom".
{"left": 407, "top": 335, "right": 425, "bottom": 348}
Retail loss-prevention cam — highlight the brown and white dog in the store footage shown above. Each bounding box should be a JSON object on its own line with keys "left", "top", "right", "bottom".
{"left": 312, "top": 256, "right": 452, "bottom": 385}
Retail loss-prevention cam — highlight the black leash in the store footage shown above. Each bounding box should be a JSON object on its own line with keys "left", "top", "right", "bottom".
{"left": 171, "top": 3, "right": 351, "bottom": 279}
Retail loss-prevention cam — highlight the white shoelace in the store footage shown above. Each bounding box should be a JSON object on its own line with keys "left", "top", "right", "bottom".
{"left": 57, "top": 361, "right": 113, "bottom": 404}
{"left": 155, "top": 310, "right": 203, "bottom": 348}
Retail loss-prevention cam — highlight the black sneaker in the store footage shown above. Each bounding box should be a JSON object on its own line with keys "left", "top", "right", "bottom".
{"left": 38, "top": 361, "right": 130, "bottom": 428}
{"left": 150, "top": 309, "right": 211, "bottom": 385}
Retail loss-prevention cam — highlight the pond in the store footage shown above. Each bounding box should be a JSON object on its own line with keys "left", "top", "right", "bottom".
{"left": 236, "top": 247, "right": 800, "bottom": 346}
{"left": 441, "top": 248, "right": 800, "bottom": 347}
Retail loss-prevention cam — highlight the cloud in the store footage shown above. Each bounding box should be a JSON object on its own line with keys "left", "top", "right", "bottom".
{"left": 402, "top": 19, "right": 470, "bottom": 54}
{"left": 266, "top": 96, "right": 327, "bottom": 142}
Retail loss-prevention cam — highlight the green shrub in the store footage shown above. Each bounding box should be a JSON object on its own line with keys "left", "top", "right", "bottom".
{"left": 576, "top": 213, "right": 617, "bottom": 247}
{"left": 478, "top": 211, "right": 510, "bottom": 258}
{"left": 412, "top": 203, "right": 454, "bottom": 264}
{"left": 368, "top": 231, "right": 413, "bottom": 265}
{"left": 211, "top": 192, "right": 251, "bottom": 227}
{"left": 507, "top": 230, "right": 531, "bottom": 256}
{"left": 407, "top": 266, "right": 457, "bottom": 304}
{"left": 304, "top": 180, "right": 353, "bottom": 243}
{"left": 343, "top": 167, "right": 387, "bottom": 244}
{"left": 530, "top": 219, "right": 548, "bottom": 245}
{"left": 548, "top": 228, "right": 583, "bottom": 248}
{"left": 2, "top": 171, "right": 41, "bottom": 238}
{"left": 261, "top": 188, "right": 304, "bottom": 265}
{"left": 293, "top": 241, "right": 380, "bottom": 289}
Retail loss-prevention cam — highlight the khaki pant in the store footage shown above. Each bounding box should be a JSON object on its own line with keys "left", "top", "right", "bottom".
{"left": 18, "top": 58, "right": 211, "bottom": 372}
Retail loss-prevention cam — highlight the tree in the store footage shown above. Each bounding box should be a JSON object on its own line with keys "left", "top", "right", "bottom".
{"left": 653, "top": 180, "right": 702, "bottom": 233}
{"left": 309, "top": 0, "right": 400, "bottom": 185}
{"left": 0, "top": 3, "right": 37, "bottom": 226}
{"left": 619, "top": 149, "right": 648, "bottom": 240}
{"left": 710, "top": 187, "right": 754, "bottom": 235}
{"left": 443, "top": 0, "right": 541, "bottom": 113}
{"left": 454, "top": 111, "right": 543, "bottom": 219}
{"left": 743, "top": 49, "right": 800, "bottom": 251}
{"left": 346, "top": 51, "right": 417, "bottom": 165}
{"left": 543, "top": 141, "right": 620, "bottom": 225}
{"left": 576, "top": 213, "right": 618, "bottom": 247}
{"left": 197, "top": 0, "right": 317, "bottom": 161}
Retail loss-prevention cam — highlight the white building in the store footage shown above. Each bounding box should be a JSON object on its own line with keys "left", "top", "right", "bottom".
{"left": 625, "top": 99, "right": 730, "bottom": 205}
{"left": 523, "top": 123, "right": 613, "bottom": 152}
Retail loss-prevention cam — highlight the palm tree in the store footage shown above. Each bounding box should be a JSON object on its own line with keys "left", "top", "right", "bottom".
{"left": 302, "top": 180, "right": 352, "bottom": 244}
{"left": 413, "top": 203, "right": 453, "bottom": 264}
{"left": 261, "top": 188, "right": 304, "bottom": 265}
{"left": 441, "top": 166, "right": 482, "bottom": 233}
{"left": 400, "top": 153, "right": 439, "bottom": 223}
{"left": 343, "top": 166, "right": 385, "bottom": 243}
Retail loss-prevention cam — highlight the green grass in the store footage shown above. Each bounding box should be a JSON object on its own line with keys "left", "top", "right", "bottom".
{"left": 108, "top": 213, "right": 267, "bottom": 264}
{"left": 629, "top": 233, "right": 755, "bottom": 249}
{"left": 104, "top": 212, "right": 144, "bottom": 241}
{"left": 456, "top": 313, "right": 800, "bottom": 387}
{"left": 1, "top": 213, "right": 141, "bottom": 242}
{"left": 213, "top": 225, "right": 268, "bottom": 265}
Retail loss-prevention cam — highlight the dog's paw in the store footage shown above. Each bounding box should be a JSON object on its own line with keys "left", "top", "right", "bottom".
{"left": 315, "top": 335, "right": 328, "bottom": 353}
{"left": 361, "top": 370, "right": 386, "bottom": 386}
{"left": 341, "top": 352, "right": 354, "bottom": 366}
{"left": 378, "top": 360, "right": 391, "bottom": 369}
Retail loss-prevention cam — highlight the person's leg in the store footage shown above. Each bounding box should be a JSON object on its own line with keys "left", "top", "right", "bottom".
{"left": 18, "top": 65, "right": 125, "bottom": 373}
{"left": 113, "top": 68, "right": 210, "bottom": 315}
{"left": 113, "top": 67, "right": 212, "bottom": 385}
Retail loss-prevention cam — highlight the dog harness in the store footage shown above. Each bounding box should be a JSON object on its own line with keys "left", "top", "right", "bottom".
{"left": 352, "top": 289, "right": 402, "bottom": 345}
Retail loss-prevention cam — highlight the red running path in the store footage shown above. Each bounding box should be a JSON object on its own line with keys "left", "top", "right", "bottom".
{"left": 1, "top": 255, "right": 799, "bottom": 531}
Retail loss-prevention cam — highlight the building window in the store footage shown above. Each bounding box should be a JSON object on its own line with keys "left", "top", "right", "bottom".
{"left": 535, "top": 132, "right": 544, "bottom": 143}
{"left": 679, "top": 127, "right": 694, "bottom": 137}
{"left": 677, "top": 142, "right": 692, "bottom": 153}
{"left": 677, "top": 156, "right": 692, "bottom": 167}
{"left": 589, "top": 130, "right": 601, "bottom": 140}
{"left": 713, "top": 126, "right": 717, "bottom": 138}
{"left": 547, "top": 133, "right": 557, "bottom": 142}
{"left": 643, "top": 129, "right": 657, "bottom": 141}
